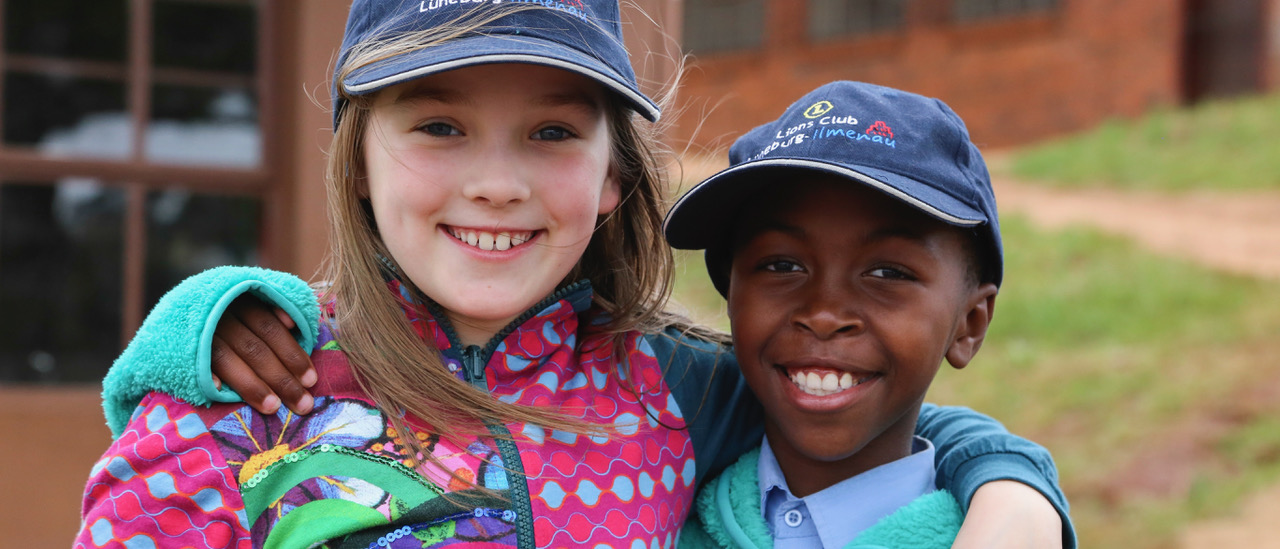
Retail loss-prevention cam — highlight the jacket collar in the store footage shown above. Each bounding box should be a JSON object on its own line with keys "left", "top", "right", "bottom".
{"left": 387, "top": 278, "right": 597, "bottom": 375}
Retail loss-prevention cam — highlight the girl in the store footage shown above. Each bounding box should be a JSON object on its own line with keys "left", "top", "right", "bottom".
{"left": 79, "top": 1, "right": 1070, "bottom": 548}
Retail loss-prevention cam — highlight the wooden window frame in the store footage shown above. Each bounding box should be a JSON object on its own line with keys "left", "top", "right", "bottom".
{"left": 0, "top": 0, "right": 281, "bottom": 344}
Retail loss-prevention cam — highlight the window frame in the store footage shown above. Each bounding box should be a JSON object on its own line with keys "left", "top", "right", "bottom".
{"left": 0, "top": 0, "right": 281, "bottom": 348}
{"left": 807, "top": 0, "right": 907, "bottom": 42}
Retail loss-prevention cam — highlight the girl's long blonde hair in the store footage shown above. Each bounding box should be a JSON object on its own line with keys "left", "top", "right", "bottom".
{"left": 316, "top": 4, "right": 726, "bottom": 474}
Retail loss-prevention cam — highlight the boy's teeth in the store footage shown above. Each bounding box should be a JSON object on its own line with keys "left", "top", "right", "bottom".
{"left": 789, "top": 369, "right": 870, "bottom": 397}
{"left": 821, "top": 373, "right": 838, "bottom": 391}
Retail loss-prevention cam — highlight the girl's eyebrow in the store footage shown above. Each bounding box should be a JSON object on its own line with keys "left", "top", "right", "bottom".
{"left": 531, "top": 92, "right": 603, "bottom": 116}
{"left": 391, "top": 86, "right": 468, "bottom": 107}
{"left": 390, "top": 85, "right": 601, "bottom": 116}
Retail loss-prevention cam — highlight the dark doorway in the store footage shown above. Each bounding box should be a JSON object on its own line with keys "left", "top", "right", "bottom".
{"left": 1182, "top": 0, "right": 1267, "bottom": 102}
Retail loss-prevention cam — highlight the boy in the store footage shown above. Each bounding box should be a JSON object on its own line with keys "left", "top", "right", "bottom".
{"left": 665, "top": 81, "right": 1017, "bottom": 548}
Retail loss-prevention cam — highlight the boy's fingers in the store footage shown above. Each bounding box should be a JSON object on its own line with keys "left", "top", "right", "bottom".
{"left": 215, "top": 306, "right": 314, "bottom": 415}
{"left": 229, "top": 297, "right": 318, "bottom": 397}
{"left": 271, "top": 306, "right": 297, "bottom": 330}
{"left": 211, "top": 334, "right": 281, "bottom": 414}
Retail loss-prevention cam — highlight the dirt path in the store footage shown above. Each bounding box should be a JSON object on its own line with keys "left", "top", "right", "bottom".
{"left": 989, "top": 172, "right": 1280, "bottom": 548}
{"left": 993, "top": 179, "right": 1280, "bottom": 280}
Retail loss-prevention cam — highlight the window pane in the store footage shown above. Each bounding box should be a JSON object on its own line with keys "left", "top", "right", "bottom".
{"left": 2, "top": 0, "right": 127, "bottom": 62}
{"left": 0, "top": 182, "right": 124, "bottom": 384}
{"left": 954, "top": 0, "right": 1059, "bottom": 21}
{"left": 147, "top": 85, "right": 260, "bottom": 167}
{"left": 144, "top": 191, "right": 260, "bottom": 311}
{"left": 810, "top": 0, "right": 905, "bottom": 40}
{"left": 2, "top": 72, "right": 132, "bottom": 159}
{"left": 683, "top": 0, "right": 766, "bottom": 53}
{"left": 153, "top": 0, "right": 256, "bottom": 74}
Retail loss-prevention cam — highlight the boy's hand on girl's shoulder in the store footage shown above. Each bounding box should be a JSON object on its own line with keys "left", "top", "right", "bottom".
{"left": 211, "top": 295, "right": 317, "bottom": 415}
{"left": 953, "top": 480, "right": 1064, "bottom": 549}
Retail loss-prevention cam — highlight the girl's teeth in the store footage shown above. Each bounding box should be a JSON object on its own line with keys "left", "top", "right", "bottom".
{"left": 840, "top": 372, "right": 853, "bottom": 389}
{"left": 451, "top": 228, "right": 533, "bottom": 252}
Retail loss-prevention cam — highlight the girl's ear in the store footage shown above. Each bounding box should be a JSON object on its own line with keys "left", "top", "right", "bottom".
{"left": 945, "top": 283, "right": 998, "bottom": 370}
{"left": 597, "top": 164, "right": 622, "bottom": 215}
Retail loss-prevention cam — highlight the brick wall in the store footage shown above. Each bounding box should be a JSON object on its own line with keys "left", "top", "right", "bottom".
{"left": 1268, "top": 0, "right": 1280, "bottom": 89}
{"left": 674, "top": 0, "right": 1188, "bottom": 150}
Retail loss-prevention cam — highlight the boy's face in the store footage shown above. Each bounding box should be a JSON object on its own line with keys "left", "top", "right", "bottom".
{"left": 726, "top": 175, "right": 997, "bottom": 496}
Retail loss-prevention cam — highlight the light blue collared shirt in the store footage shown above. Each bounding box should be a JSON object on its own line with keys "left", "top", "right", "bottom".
{"left": 758, "top": 435, "right": 937, "bottom": 548}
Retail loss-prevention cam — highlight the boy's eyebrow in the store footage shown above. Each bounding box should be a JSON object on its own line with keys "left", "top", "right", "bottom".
{"left": 865, "top": 225, "right": 931, "bottom": 244}
{"left": 752, "top": 221, "right": 929, "bottom": 244}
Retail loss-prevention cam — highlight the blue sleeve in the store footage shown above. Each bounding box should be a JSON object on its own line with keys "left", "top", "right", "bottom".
{"left": 647, "top": 327, "right": 765, "bottom": 489}
{"left": 101, "top": 266, "right": 319, "bottom": 438}
{"left": 918, "top": 403, "right": 1076, "bottom": 548}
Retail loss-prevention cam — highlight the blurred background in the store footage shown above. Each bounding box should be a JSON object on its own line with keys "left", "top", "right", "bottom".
{"left": 1, "top": 0, "right": 1278, "bottom": 547}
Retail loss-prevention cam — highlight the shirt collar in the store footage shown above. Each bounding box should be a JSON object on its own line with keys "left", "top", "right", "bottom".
{"left": 758, "top": 435, "right": 938, "bottom": 548}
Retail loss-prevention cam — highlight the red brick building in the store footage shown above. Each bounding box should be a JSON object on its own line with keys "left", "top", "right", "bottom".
{"left": 675, "top": 0, "right": 1279, "bottom": 150}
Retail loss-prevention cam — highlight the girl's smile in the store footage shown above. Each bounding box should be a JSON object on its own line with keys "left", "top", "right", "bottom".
{"left": 363, "top": 64, "right": 620, "bottom": 345}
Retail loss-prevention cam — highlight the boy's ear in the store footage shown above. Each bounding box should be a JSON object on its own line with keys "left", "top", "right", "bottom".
{"left": 597, "top": 164, "right": 622, "bottom": 216}
{"left": 945, "top": 283, "right": 998, "bottom": 370}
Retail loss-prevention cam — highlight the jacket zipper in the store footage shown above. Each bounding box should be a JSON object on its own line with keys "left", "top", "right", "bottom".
{"left": 424, "top": 280, "right": 590, "bottom": 549}
{"left": 461, "top": 345, "right": 487, "bottom": 391}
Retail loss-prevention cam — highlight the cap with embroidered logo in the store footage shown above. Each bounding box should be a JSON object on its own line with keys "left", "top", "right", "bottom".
{"left": 332, "top": 0, "right": 659, "bottom": 127}
{"left": 663, "top": 81, "right": 1002, "bottom": 294}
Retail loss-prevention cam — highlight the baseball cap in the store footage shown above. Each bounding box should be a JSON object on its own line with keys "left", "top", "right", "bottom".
{"left": 663, "top": 81, "right": 1002, "bottom": 294}
{"left": 332, "top": 0, "right": 660, "bottom": 127}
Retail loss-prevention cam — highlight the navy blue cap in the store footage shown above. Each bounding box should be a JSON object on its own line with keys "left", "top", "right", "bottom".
{"left": 333, "top": 0, "right": 660, "bottom": 127}
{"left": 664, "top": 81, "right": 1002, "bottom": 293}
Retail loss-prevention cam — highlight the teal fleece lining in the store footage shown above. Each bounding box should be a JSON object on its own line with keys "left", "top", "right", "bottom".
{"left": 102, "top": 266, "right": 319, "bottom": 437}
{"left": 195, "top": 280, "right": 314, "bottom": 403}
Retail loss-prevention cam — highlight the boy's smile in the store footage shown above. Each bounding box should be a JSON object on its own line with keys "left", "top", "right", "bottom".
{"left": 726, "top": 175, "right": 996, "bottom": 497}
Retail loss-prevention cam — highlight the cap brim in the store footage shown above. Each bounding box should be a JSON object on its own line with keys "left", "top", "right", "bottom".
{"left": 342, "top": 33, "right": 660, "bottom": 122}
{"left": 664, "top": 158, "right": 987, "bottom": 250}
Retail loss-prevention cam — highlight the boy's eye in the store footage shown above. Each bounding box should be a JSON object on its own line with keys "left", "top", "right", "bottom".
{"left": 763, "top": 260, "right": 804, "bottom": 273}
{"left": 867, "top": 266, "right": 913, "bottom": 280}
{"left": 419, "top": 122, "right": 461, "bottom": 136}
{"left": 532, "top": 125, "right": 575, "bottom": 141}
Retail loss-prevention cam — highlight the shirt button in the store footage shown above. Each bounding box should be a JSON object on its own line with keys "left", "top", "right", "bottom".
{"left": 783, "top": 509, "right": 803, "bottom": 528}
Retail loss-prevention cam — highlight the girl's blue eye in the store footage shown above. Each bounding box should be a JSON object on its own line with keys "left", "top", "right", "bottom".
{"left": 421, "top": 122, "right": 461, "bottom": 136}
{"left": 533, "top": 126, "right": 574, "bottom": 141}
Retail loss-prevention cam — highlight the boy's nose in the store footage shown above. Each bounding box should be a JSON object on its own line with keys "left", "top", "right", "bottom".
{"left": 791, "top": 287, "right": 863, "bottom": 339}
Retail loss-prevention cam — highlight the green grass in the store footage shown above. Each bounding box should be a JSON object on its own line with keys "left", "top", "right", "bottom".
{"left": 1010, "top": 93, "right": 1280, "bottom": 191}
{"left": 930, "top": 216, "right": 1280, "bottom": 548}
{"left": 670, "top": 214, "right": 1280, "bottom": 549}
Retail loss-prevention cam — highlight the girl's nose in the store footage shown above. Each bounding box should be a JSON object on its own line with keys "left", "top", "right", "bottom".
{"left": 462, "top": 159, "right": 532, "bottom": 207}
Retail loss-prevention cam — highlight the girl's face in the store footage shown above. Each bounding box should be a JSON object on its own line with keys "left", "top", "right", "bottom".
{"left": 363, "top": 64, "right": 620, "bottom": 345}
